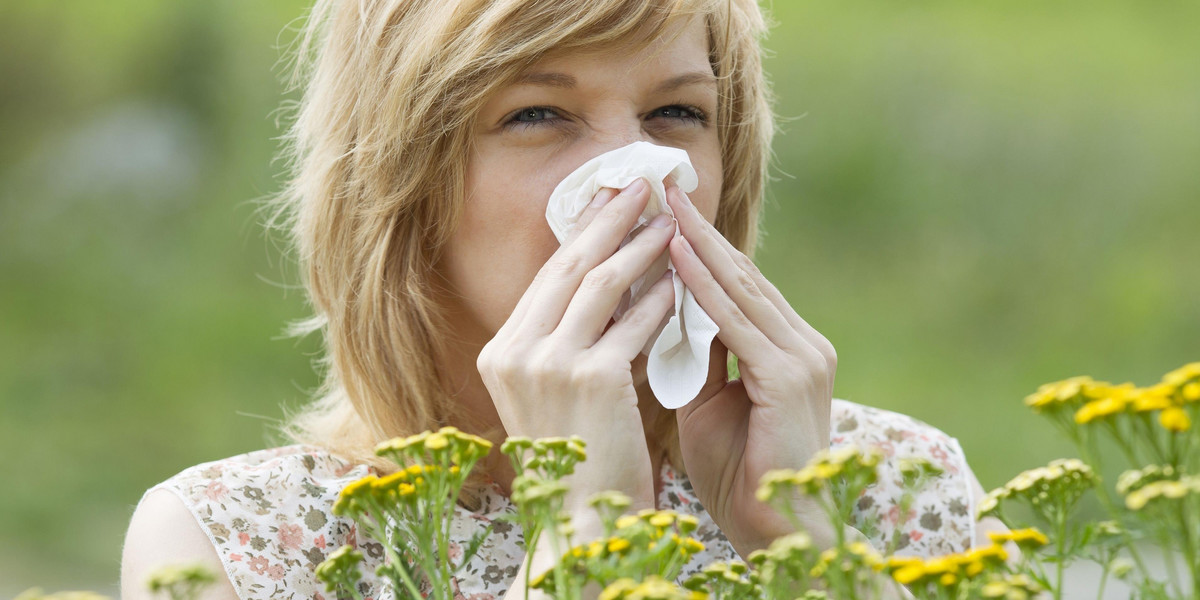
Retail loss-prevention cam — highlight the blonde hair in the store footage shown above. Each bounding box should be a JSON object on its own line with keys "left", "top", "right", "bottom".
{"left": 268, "top": 0, "right": 776, "bottom": 479}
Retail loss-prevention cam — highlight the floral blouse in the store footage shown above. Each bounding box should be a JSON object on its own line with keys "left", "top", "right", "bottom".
{"left": 142, "top": 399, "right": 978, "bottom": 600}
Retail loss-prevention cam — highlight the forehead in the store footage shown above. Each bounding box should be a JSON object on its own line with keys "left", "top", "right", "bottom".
{"left": 528, "top": 16, "right": 712, "bottom": 78}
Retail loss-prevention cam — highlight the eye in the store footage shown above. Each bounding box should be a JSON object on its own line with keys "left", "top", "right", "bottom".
{"left": 503, "top": 106, "right": 562, "bottom": 130}
{"left": 648, "top": 104, "right": 708, "bottom": 126}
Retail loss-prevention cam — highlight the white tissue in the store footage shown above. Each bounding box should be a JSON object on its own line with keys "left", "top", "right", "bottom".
{"left": 545, "top": 141, "right": 719, "bottom": 410}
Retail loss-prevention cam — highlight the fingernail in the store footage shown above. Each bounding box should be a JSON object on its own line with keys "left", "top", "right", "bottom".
{"left": 648, "top": 214, "right": 673, "bottom": 229}
{"left": 590, "top": 187, "right": 616, "bottom": 208}
{"left": 623, "top": 178, "right": 648, "bottom": 196}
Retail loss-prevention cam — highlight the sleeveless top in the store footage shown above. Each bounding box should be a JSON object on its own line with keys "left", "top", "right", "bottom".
{"left": 141, "top": 399, "right": 978, "bottom": 600}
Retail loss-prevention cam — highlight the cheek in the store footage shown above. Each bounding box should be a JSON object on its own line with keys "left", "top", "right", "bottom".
{"left": 690, "top": 152, "right": 723, "bottom": 224}
{"left": 443, "top": 154, "right": 564, "bottom": 331}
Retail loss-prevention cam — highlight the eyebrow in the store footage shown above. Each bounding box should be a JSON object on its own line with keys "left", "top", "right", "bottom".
{"left": 514, "top": 70, "right": 717, "bottom": 94}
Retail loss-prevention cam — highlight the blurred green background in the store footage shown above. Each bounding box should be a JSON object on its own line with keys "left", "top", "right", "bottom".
{"left": 1, "top": 0, "right": 1196, "bottom": 594}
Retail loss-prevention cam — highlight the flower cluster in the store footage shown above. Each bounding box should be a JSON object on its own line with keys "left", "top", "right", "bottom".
{"left": 756, "top": 446, "right": 881, "bottom": 502}
{"left": 314, "top": 545, "right": 365, "bottom": 597}
{"left": 322, "top": 426, "right": 494, "bottom": 600}
{"left": 598, "top": 576, "right": 705, "bottom": 600}
{"left": 1008, "top": 361, "right": 1200, "bottom": 600}
{"left": 19, "top": 564, "right": 218, "bottom": 600}
{"left": 977, "top": 459, "right": 1095, "bottom": 518}
{"left": 375, "top": 426, "right": 494, "bottom": 472}
{"left": 684, "top": 561, "right": 760, "bottom": 600}
{"left": 143, "top": 563, "right": 218, "bottom": 600}
{"left": 1115, "top": 464, "right": 1179, "bottom": 495}
{"left": 756, "top": 445, "right": 883, "bottom": 544}
{"left": 1071, "top": 380, "right": 1195, "bottom": 433}
{"left": 1023, "top": 376, "right": 1098, "bottom": 413}
{"left": 1122, "top": 474, "right": 1200, "bottom": 511}
{"left": 319, "top": 360, "right": 1200, "bottom": 600}
{"left": 532, "top": 507, "right": 706, "bottom": 596}
{"left": 886, "top": 539, "right": 1011, "bottom": 594}
{"left": 978, "top": 574, "right": 1043, "bottom": 600}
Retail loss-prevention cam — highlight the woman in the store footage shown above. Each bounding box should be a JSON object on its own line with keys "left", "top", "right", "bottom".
{"left": 122, "top": 0, "right": 1004, "bottom": 598}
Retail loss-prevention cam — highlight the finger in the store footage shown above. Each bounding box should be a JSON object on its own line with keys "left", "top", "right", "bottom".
{"left": 499, "top": 185, "right": 626, "bottom": 338}
{"left": 509, "top": 179, "right": 652, "bottom": 336}
{"left": 667, "top": 190, "right": 806, "bottom": 355}
{"left": 591, "top": 271, "right": 676, "bottom": 363}
{"left": 563, "top": 187, "right": 620, "bottom": 245}
{"left": 501, "top": 187, "right": 624, "bottom": 338}
{"left": 667, "top": 184, "right": 825, "bottom": 350}
{"left": 555, "top": 214, "right": 676, "bottom": 345}
{"left": 668, "top": 234, "right": 781, "bottom": 367}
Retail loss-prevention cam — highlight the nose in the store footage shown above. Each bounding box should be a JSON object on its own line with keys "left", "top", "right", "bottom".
{"left": 587, "top": 114, "right": 654, "bottom": 156}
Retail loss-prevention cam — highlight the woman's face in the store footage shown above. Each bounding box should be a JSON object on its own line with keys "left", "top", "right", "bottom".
{"left": 439, "top": 17, "right": 722, "bottom": 347}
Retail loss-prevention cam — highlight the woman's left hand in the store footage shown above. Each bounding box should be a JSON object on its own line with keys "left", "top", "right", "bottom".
{"left": 665, "top": 184, "right": 836, "bottom": 558}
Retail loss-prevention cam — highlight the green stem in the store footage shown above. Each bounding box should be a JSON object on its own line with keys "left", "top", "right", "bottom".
{"left": 1074, "top": 426, "right": 1157, "bottom": 583}
{"left": 359, "top": 496, "right": 426, "bottom": 600}
{"left": 1094, "top": 552, "right": 1110, "bottom": 600}
{"left": 1155, "top": 522, "right": 1183, "bottom": 598}
{"left": 1054, "top": 500, "right": 1067, "bottom": 600}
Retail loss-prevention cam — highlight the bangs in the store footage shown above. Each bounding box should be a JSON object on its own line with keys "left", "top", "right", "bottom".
{"left": 481, "top": 0, "right": 722, "bottom": 54}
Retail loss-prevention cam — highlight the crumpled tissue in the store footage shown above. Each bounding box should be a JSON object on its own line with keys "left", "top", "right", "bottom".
{"left": 545, "top": 141, "right": 719, "bottom": 409}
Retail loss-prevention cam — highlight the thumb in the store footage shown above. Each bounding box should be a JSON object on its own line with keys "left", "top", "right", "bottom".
{"left": 677, "top": 337, "right": 730, "bottom": 421}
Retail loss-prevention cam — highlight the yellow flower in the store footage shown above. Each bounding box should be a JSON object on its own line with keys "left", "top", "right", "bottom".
{"left": 1109, "top": 557, "right": 1135, "bottom": 579}
{"left": 1024, "top": 376, "right": 1094, "bottom": 410}
{"left": 1074, "top": 396, "right": 1128, "bottom": 424}
{"left": 1132, "top": 390, "right": 1173, "bottom": 412}
{"left": 1163, "top": 362, "right": 1200, "bottom": 387}
{"left": 597, "top": 578, "right": 638, "bottom": 600}
{"left": 677, "top": 514, "right": 699, "bottom": 534}
{"left": 923, "top": 557, "right": 958, "bottom": 576}
{"left": 590, "top": 491, "right": 633, "bottom": 512}
{"left": 989, "top": 528, "right": 1049, "bottom": 549}
{"left": 939, "top": 573, "right": 958, "bottom": 587}
{"left": 649, "top": 511, "right": 676, "bottom": 528}
{"left": 980, "top": 581, "right": 1008, "bottom": 597}
{"left": 1184, "top": 382, "right": 1200, "bottom": 402}
{"left": 681, "top": 537, "right": 705, "bottom": 554}
{"left": 1123, "top": 476, "right": 1200, "bottom": 510}
{"left": 333, "top": 475, "right": 378, "bottom": 515}
{"left": 892, "top": 564, "right": 925, "bottom": 585}
{"left": 963, "top": 559, "right": 984, "bottom": 577}
{"left": 1161, "top": 481, "right": 1189, "bottom": 499}
{"left": 145, "top": 563, "right": 218, "bottom": 594}
{"left": 887, "top": 556, "right": 922, "bottom": 570}
{"left": 607, "top": 537, "right": 631, "bottom": 553}
{"left": 424, "top": 432, "right": 449, "bottom": 450}
{"left": 1160, "top": 407, "right": 1191, "bottom": 432}
{"left": 629, "top": 576, "right": 688, "bottom": 600}
{"left": 1125, "top": 489, "right": 1150, "bottom": 510}
{"left": 814, "top": 462, "right": 842, "bottom": 479}
{"left": 615, "top": 515, "right": 640, "bottom": 530}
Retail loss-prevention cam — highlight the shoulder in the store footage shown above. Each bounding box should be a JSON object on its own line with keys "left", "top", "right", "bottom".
{"left": 830, "top": 398, "right": 967, "bottom": 474}
{"left": 126, "top": 445, "right": 383, "bottom": 600}
{"left": 122, "top": 488, "right": 240, "bottom": 599}
{"left": 830, "top": 399, "right": 977, "bottom": 556}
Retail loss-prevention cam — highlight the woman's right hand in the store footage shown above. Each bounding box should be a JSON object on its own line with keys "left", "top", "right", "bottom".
{"left": 475, "top": 177, "right": 677, "bottom": 515}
